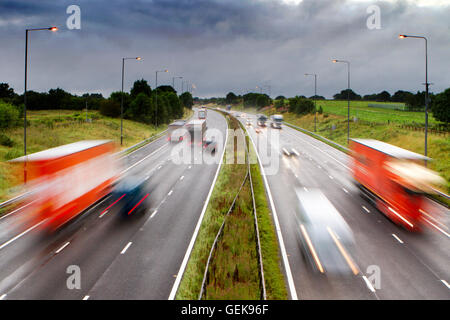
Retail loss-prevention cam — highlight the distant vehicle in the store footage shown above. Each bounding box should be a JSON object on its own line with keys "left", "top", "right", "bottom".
{"left": 198, "top": 108, "right": 207, "bottom": 119}
{"left": 350, "top": 139, "right": 445, "bottom": 231}
{"left": 257, "top": 114, "right": 268, "bottom": 127}
{"left": 295, "top": 189, "right": 358, "bottom": 275}
{"left": 186, "top": 119, "right": 207, "bottom": 145}
{"left": 10, "top": 140, "right": 118, "bottom": 232}
{"left": 270, "top": 114, "right": 283, "bottom": 129}
{"left": 226, "top": 105, "right": 232, "bottom": 111}
{"left": 246, "top": 119, "right": 252, "bottom": 126}
{"left": 203, "top": 138, "right": 217, "bottom": 154}
{"left": 167, "top": 120, "right": 186, "bottom": 142}
{"left": 113, "top": 175, "right": 150, "bottom": 217}
{"left": 235, "top": 113, "right": 240, "bottom": 118}
{"left": 255, "top": 128, "right": 261, "bottom": 134}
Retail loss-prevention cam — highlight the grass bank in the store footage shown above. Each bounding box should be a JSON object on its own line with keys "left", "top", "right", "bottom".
{"left": 0, "top": 108, "right": 193, "bottom": 201}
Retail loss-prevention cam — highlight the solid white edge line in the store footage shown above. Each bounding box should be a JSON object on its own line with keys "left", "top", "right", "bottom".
{"left": 168, "top": 126, "right": 229, "bottom": 300}
{"left": 0, "top": 200, "right": 36, "bottom": 221}
{"left": 392, "top": 234, "right": 404, "bottom": 244}
{"left": 120, "top": 242, "right": 132, "bottom": 254}
{"left": 0, "top": 219, "right": 47, "bottom": 251}
{"left": 246, "top": 128, "right": 298, "bottom": 300}
{"left": 441, "top": 280, "right": 450, "bottom": 290}
{"left": 82, "top": 295, "right": 90, "bottom": 300}
{"left": 362, "top": 275, "right": 376, "bottom": 293}
{"left": 55, "top": 241, "right": 70, "bottom": 254}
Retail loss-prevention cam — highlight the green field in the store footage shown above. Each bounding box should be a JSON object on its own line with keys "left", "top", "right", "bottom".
{"left": 0, "top": 109, "right": 193, "bottom": 201}
{"left": 304, "top": 100, "right": 439, "bottom": 125}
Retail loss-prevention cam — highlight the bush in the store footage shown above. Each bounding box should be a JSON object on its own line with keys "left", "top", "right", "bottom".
{"left": 0, "top": 102, "right": 21, "bottom": 129}
{"left": 318, "top": 106, "right": 323, "bottom": 114}
{"left": 432, "top": 88, "right": 450, "bottom": 123}
{"left": 0, "top": 134, "right": 14, "bottom": 147}
{"left": 99, "top": 99, "right": 121, "bottom": 118}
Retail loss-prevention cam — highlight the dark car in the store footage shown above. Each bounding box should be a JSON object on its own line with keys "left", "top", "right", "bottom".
{"left": 112, "top": 175, "right": 150, "bottom": 217}
{"left": 203, "top": 138, "right": 217, "bottom": 154}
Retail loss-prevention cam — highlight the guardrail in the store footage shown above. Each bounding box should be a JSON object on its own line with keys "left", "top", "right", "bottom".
{"left": 284, "top": 121, "right": 350, "bottom": 153}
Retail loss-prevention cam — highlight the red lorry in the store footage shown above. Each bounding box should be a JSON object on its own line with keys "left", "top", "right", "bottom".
{"left": 350, "top": 139, "right": 444, "bottom": 231}
{"left": 11, "top": 140, "right": 119, "bottom": 232}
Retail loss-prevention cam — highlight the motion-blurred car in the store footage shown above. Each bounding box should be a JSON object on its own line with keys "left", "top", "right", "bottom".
{"left": 203, "top": 138, "right": 218, "bottom": 154}
{"left": 246, "top": 119, "right": 252, "bottom": 126}
{"left": 113, "top": 175, "right": 150, "bottom": 217}
{"left": 281, "top": 147, "right": 300, "bottom": 157}
{"left": 295, "top": 189, "right": 358, "bottom": 275}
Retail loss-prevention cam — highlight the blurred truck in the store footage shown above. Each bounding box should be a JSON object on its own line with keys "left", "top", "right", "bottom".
{"left": 167, "top": 120, "right": 186, "bottom": 142}
{"left": 10, "top": 140, "right": 119, "bottom": 232}
{"left": 185, "top": 119, "right": 207, "bottom": 146}
{"left": 350, "top": 139, "right": 445, "bottom": 231}
{"left": 270, "top": 114, "right": 283, "bottom": 129}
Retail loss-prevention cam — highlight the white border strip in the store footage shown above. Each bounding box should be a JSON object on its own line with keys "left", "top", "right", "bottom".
{"left": 246, "top": 128, "right": 298, "bottom": 300}
{"left": 168, "top": 126, "right": 229, "bottom": 300}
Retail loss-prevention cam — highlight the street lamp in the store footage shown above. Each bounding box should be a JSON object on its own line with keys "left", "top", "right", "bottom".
{"left": 399, "top": 34, "right": 429, "bottom": 163}
{"left": 121, "top": 56, "right": 141, "bottom": 145}
{"left": 332, "top": 59, "right": 351, "bottom": 143}
{"left": 172, "top": 76, "right": 183, "bottom": 93}
{"left": 155, "top": 69, "right": 168, "bottom": 127}
{"left": 305, "top": 73, "right": 318, "bottom": 132}
{"left": 24, "top": 27, "right": 58, "bottom": 158}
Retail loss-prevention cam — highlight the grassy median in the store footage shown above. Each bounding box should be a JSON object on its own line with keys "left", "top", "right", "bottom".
{"left": 176, "top": 112, "right": 287, "bottom": 300}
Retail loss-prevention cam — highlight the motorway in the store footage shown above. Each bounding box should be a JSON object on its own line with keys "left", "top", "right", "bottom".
{"left": 237, "top": 112, "right": 450, "bottom": 300}
{"left": 0, "top": 109, "right": 227, "bottom": 300}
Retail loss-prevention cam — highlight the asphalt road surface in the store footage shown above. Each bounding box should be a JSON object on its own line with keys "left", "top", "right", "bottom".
{"left": 0, "top": 109, "right": 227, "bottom": 300}
{"left": 237, "top": 111, "right": 449, "bottom": 300}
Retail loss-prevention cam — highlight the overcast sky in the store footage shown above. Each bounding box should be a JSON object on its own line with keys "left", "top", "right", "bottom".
{"left": 0, "top": 0, "right": 449, "bottom": 99}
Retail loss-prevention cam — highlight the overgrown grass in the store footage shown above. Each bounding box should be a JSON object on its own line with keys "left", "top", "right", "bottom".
{"left": 0, "top": 108, "right": 193, "bottom": 202}
{"left": 176, "top": 124, "right": 248, "bottom": 299}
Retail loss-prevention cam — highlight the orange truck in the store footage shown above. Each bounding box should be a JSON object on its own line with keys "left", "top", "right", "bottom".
{"left": 350, "top": 139, "right": 444, "bottom": 231}
{"left": 11, "top": 140, "right": 119, "bottom": 232}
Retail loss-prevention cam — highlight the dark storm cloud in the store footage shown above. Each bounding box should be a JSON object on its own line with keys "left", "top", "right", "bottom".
{"left": 0, "top": 0, "right": 449, "bottom": 98}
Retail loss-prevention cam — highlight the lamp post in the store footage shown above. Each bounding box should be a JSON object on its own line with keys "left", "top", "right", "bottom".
{"left": 305, "top": 73, "right": 318, "bottom": 132}
{"left": 121, "top": 57, "right": 141, "bottom": 145}
{"left": 24, "top": 27, "right": 58, "bottom": 158}
{"left": 155, "top": 69, "right": 168, "bottom": 127}
{"left": 172, "top": 76, "right": 183, "bottom": 93}
{"left": 332, "top": 59, "right": 351, "bottom": 143}
{"left": 399, "top": 34, "right": 429, "bottom": 163}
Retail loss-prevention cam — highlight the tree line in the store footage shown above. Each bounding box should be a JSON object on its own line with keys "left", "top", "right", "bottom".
{"left": 0, "top": 81, "right": 194, "bottom": 128}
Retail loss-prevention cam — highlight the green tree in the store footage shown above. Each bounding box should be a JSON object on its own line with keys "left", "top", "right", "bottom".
{"left": 180, "top": 92, "right": 193, "bottom": 109}
{"left": 127, "top": 92, "right": 153, "bottom": 123}
{"left": 131, "top": 79, "right": 152, "bottom": 98}
{"left": 99, "top": 99, "right": 121, "bottom": 117}
{"left": 226, "top": 92, "right": 238, "bottom": 104}
{"left": 431, "top": 88, "right": 450, "bottom": 123}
